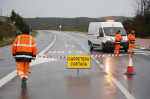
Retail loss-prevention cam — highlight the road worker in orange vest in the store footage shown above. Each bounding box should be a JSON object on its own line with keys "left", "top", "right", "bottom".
{"left": 128, "top": 30, "right": 135, "bottom": 53}
{"left": 114, "top": 30, "right": 123, "bottom": 54}
{"left": 12, "top": 26, "right": 37, "bottom": 88}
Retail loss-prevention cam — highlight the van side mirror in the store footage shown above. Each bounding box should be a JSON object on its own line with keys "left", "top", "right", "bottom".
{"left": 99, "top": 32, "right": 104, "bottom": 37}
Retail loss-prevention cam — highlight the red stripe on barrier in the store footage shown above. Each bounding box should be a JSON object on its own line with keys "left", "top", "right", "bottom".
{"left": 41, "top": 53, "right": 126, "bottom": 59}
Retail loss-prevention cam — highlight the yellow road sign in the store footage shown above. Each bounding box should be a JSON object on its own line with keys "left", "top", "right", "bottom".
{"left": 68, "top": 55, "right": 90, "bottom": 69}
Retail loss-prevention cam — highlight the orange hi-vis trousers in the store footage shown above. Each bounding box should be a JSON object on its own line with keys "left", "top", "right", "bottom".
{"left": 114, "top": 44, "right": 120, "bottom": 54}
{"left": 17, "top": 62, "right": 29, "bottom": 84}
{"left": 129, "top": 43, "right": 134, "bottom": 53}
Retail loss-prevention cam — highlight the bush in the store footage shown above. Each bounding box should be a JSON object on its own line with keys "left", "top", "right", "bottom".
{"left": 0, "top": 32, "right": 4, "bottom": 41}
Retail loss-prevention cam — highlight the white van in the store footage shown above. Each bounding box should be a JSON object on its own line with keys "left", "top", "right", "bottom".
{"left": 88, "top": 21, "right": 128, "bottom": 52}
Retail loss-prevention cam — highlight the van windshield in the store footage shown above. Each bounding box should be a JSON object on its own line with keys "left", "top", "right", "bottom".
{"left": 103, "top": 27, "right": 127, "bottom": 36}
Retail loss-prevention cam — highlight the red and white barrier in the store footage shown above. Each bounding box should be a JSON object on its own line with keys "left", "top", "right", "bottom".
{"left": 41, "top": 54, "right": 127, "bottom": 59}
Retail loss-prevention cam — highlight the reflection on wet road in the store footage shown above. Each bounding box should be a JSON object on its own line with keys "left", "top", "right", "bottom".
{"left": 0, "top": 31, "right": 150, "bottom": 99}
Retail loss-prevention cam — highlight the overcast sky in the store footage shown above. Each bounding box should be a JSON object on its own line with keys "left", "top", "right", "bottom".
{"left": 1, "top": 0, "right": 135, "bottom": 18}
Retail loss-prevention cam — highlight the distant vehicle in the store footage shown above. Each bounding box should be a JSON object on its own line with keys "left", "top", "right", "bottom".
{"left": 88, "top": 20, "right": 128, "bottom": 52}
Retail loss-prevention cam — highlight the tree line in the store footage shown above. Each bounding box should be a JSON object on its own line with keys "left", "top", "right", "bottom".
{"left": 25, "top": 16, "right": 131, "bottom": 31}
{"left": 0, "top": 10, "right": 29, "bottom": 41}
{"left": 123, "top": 0, "right": 150, "bottom": 37}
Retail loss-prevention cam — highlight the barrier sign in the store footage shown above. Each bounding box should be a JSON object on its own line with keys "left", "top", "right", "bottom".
{"left": 67, "top": 55, "right": 90, "bottom": 69}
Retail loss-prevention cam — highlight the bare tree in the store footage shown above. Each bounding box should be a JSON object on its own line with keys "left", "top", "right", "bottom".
{"left": 133, "top": 0, "right": 150, "bottom": 16}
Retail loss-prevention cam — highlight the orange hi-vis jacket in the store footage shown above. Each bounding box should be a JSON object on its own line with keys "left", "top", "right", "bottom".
{"left": 115, "top": 33, "right": 123, "bottom": 44}
{"left": 12, "top": 34, "right": 37, "bottom": 62}
{"left": 128, "top": 33, "right": 135, "bottom": 43}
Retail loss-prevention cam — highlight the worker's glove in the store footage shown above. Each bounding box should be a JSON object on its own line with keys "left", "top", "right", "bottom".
{"left": 13, "top": 54, "right": 16, "bottom": 58}
{"left": 32, "top": 55, "right": 36, "bottom": 60}
{"left": 32, "top": 57, "right": 36, "bottom": 60}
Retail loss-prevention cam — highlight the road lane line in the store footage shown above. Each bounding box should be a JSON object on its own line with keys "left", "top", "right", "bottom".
{"left": 65, "top": 44, "right": 68, "bottom": 47}
{"left": 0, "top": 70, "right": 17, "bottom": 88}
{"left": 38, "top": 32, "right": 56, "bottom": 56}
{"left": 48, "top": 51, "right": 51, "bottom": 53}
{"left": 93, "top": 57, "right": 96, "bottom": 60}
{"left": 53, "top": 31, "right": 90, "bottom": 54}
{"left": 66, "top": 32, "right": 88, "bottom": 38}
{"left": 99, "top": 62, "right": 135, "bottom": 99}
{"left": 0, "top": 31, "right": 57, "bottom": 88}
{"left": 96, "top": 60, "right": 100, "bottom": 64}
{"left": 50, "top": 31, "right": 135, "bottom": 99}
{"left": 112, "top": 78, "right": 135, "bottom": 99}
{"left": 35, "top": 31, "right": 42, "bottom": 40}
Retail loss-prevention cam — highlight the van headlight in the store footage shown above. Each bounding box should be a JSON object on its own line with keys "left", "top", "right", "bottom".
{"left": 125, "top": 38, "right": 127, "bottom": 41}
{"left": 106, "top": 37, "right": 111, "bottom": 41}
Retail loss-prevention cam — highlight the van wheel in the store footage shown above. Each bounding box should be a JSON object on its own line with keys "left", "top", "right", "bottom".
{"left": 125, "top": 48, "right": 128, "bottom": 53}
{"left": 90, "top": 43, "right": 94, "bottom": 51}
{"left": 102, "top": 44, "right": 105, "bottom": 52}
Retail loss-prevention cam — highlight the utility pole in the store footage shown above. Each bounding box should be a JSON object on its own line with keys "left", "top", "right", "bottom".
{"left": 1, "top": 8, "right": 2, "bottom": 21}
{"left": 76, "top": 17, "right": 78, "bottom": 31}
{"left": 141, "top": 0, "right": 144, "bottom": 15}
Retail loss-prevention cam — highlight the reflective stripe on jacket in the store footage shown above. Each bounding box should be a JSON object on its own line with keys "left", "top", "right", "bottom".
{"left": 12, "top": 34, "right": 37, "bottom": 62}
{"left": 128, "top": 34, "right": 135, "bottom": 43}
{"left": 115, "top": 34, "right": 123, "bottom": 44}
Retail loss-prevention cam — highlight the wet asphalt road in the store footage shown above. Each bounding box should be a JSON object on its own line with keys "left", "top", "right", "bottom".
{"left": 0, "top": 30, "right": 150, "bottom": 99}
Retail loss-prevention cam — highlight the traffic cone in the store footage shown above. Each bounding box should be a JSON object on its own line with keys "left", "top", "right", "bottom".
{"left": 124, "top": 54, "right": 136, "bottom": 75}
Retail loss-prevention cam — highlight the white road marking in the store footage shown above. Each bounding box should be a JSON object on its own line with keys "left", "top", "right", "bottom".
{"left": 57, "top": 51, "right": 61, "bottom": 53}
{"left": 96, "top": 60, "right": 100, "bottom": 64}
{"left": 38, "top": 32, "right": 56, "bottom": 56}
{"left": 50, "top": 31, "right": 135, "bottom": 98}
{"left": 53, "top": 51, "right": 56, "bottom": 53}
{"left": 69, "top": 51, "right": 72, "bottom": 53}
{"left": 53, "top": 31, "right": 90, "bottom": 54}
{"left": 112, "top": 78, "right": 135, "bottom": 99}
{"left": 93, "top": 57, "right": 96, "bottom": 60}
{"left": 0, "top": 70, "right": 17, "bottom": 88}
{"left": 72, "top": 45, "right": 75, "bottom": 48}
{"left": 35, "top": 31, "right": 42, "bottom": 40}
{"left": 76, "top": 51, "right": 79, "bottom": 53}
{"left": 99, "top": 62, "right": 135, "bottom": 99}
{"left": 0, "top": 57, "right": 57, "bottom": 88}
{"left": 66, "top": 32, "right": 88, "bottom": 38}
{"left": 0, "top": 31, "right": 57, "bottom": 88}
{"left": 65, "top": 44, "right": 68, "bottom": 47}
{"left": 79, "top": 51, "right": 83, "bottom": 53}
{"left": 48, "top": 51, "right": 52, "bottom": 53}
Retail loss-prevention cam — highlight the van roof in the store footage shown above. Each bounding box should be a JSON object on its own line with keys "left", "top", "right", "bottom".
{"left": 89, "top": 22, "right": 123, "bottom": 27}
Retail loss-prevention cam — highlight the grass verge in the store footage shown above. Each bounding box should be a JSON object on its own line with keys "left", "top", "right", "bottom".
{"left": 0, "top": 30, "right": 38, "bottom": 47}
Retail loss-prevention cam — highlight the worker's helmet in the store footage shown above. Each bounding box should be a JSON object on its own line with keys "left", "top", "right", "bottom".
{"left": 131, "top": 30, "right": 135, "bottom": 34}
{"left": 22, "top": 26, "right": 30, "bottom": 35}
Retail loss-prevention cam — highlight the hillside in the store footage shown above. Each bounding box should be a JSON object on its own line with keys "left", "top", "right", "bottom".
{"left": 25, "top": 16, "right": 132, "bottom": 30}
